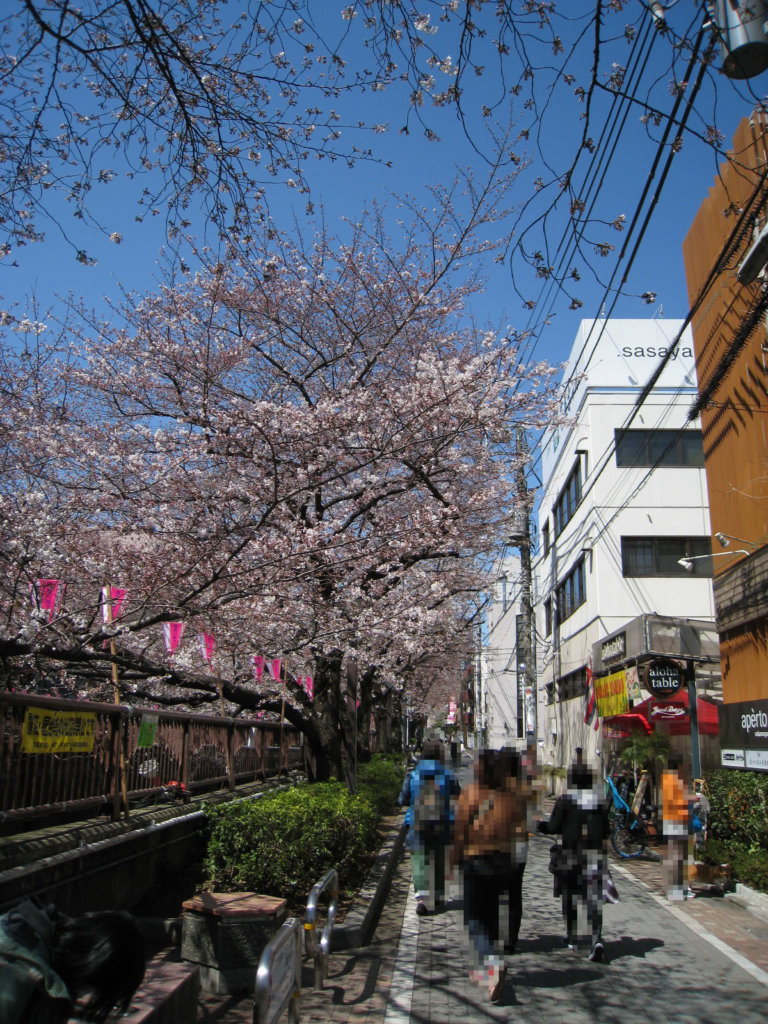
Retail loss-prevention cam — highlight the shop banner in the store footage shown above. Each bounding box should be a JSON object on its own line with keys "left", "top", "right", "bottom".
{"left": 719, "top": 698, "right": 768, "bottom": 772}
{"left": 595, "top": 669, "right": 629, "bottom": 719}
{"left": 21, "top": 707, "right": 96, "bottom": 754}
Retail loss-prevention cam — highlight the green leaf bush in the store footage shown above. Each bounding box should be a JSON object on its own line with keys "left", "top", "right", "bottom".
{"left": 356, "top": 754, "right": 406, "bottom": 816}
{"left": 701, "top": 769, "right": 768, "bottom": 893}
{"left": 203, "top": 780, "right": 381, "bottom": 905}
{"left": 705, "top": 768, "right": 768, "bottom": 849}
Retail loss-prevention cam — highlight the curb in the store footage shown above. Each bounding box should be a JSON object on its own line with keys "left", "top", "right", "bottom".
{"left": 726, "top": 883, "right": 768, "bottom": 923}
{"left": 332, "top": 810, "right": 407, "bottom": 950}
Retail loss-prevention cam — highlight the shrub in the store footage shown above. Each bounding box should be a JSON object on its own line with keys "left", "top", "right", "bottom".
{"left": 701, "top": 837, "right": 768, "bottom": 894}
{"left": 203, "top": 781, "right": 379, "bottom": 905}
{"left": 356, "top": 754, "right": 405, "bottom": 815}
{"left": 705, "top": 768, "right": 768, "bottom": 850}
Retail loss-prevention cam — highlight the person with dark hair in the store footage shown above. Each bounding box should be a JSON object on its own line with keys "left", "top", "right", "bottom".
{"left": 398, "top": 738, "right": 461, "bottom": 916}
{"left": 537, "top": 761, "right": 610, "bottom": 962}
{"left": 450, "top": 747, "right": 530, "bottom": 1003}
{"left": 0, "top": 899, "right": 145, "bottom": 1023}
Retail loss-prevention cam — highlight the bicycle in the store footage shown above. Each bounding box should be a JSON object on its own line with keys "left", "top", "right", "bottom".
{"left": 604, "top": 774, "right": 660, "bottom": 858}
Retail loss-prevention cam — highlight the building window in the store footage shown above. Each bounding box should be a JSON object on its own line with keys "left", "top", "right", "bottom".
{"left": 554, "top": 461, "right": 582, "bottom": 536}
{"left": 542, "top": 520, "right": 551, "bottom": 556}
{"left": 621, "top": 536, "right": 712, "bottom": 577}
{"left": 545, "top": 682, "right": 555, "bottom": 706}
{"left": 557, "top": 666, "right": 587, "bottom": 702}
{"left": 544, "top": 597, "right": 552, "bottom": 637}
{"left": 555, "top": 557, "right": 586, "bottom": 623}
{"left": 615, "top": 429, "right": 705, "bottom": 468}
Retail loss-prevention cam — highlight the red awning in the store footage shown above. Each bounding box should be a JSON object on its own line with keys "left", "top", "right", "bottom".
{"left": 601, "top": 712, "right": 653, "bottom": 738}
{"left": 629, "top": 691, "right": 720, "bottom": 737}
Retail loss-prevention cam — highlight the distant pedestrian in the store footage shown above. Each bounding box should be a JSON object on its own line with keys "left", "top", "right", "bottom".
{"left": 0, "top": 898, "right": 145, "bottom": 1023}
{"left": 662, "top": 757, "right": 691, "bottom": 900}
{"left": 450, "top": 747, "right": 529, "bottom": 1002}
{"left": 399, "top": 738, "right": 460, "bottom": 916}
{"left": 537, "top": 760, "right": 610, "bottom": 962}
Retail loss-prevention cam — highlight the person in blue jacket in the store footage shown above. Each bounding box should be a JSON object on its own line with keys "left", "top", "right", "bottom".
{"left": 399, "top": 738, "right": 461, "bottom": 915}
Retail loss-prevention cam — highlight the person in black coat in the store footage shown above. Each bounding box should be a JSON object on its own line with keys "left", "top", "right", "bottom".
{"left": 537, "top": 762, "right": 610, "bottom": 962}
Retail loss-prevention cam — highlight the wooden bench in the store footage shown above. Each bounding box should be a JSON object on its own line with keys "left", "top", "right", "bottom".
{"left": 181, "top": 891, "right": 287, "bottom": 994}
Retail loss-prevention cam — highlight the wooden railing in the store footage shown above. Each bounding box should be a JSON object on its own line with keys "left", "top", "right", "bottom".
{"left": 0, "top": 691, "right": 302, "bottom": 828}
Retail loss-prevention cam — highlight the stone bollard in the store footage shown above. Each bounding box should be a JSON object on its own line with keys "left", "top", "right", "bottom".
{"left": 181, "top": 892, "right": 287, "bottom": 994}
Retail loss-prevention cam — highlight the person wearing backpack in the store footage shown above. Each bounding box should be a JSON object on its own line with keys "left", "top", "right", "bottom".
{"left": 398, "top": 738, "right": 461, "bottom": 916}
{"left": 449, "top": 748, "right": 529, "bottom": 1003}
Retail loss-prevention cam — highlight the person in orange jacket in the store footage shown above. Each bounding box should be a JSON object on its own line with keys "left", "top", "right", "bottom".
{"left": 662, "top": 757, "right": 691, "bottom": 900}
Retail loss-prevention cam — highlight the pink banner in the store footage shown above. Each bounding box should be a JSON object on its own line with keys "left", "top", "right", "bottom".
{"left": 252, "top": 655, "right": 264, "bottom": 682}
{"left": 32, "top": 579, "right": 64, "bottom": 622}
{"left": 305, "top": 675, "right": 313, "bottom": 700}
{"left": 198, "top": 633, "right": 215, "bottom": 664}
{"left": 162, "top": 621, "right": 185, "bottom": 655}
{"left": 101, "top": 585, "right": 127, "bottom": 624}
{"left": 271, "top": 659, "right": 281, "bottom": 681}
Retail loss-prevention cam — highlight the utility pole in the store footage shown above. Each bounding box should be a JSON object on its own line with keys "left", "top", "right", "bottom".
{"left": 513, "top": 429, "right": 538, "bottom": 745}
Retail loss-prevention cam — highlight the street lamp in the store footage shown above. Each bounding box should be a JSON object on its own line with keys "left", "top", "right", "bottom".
{"left": 678, "top": 551, "right": 751, "bottom": 572}
{"left": 714, "top": 531, "right": 757, "bottom": 550}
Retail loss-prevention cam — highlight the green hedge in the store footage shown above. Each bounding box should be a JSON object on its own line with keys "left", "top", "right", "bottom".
{"left": 203, "top": 780, "right": 381, "bottom": 904}
{"left": 701, "top": 768, "right": 768, "bottom": 894}
{"left": 705, "top": 768, "right": 768, "bottom": 849}
{"left": 356, "top": 754, "right": 406, "bottom": 816}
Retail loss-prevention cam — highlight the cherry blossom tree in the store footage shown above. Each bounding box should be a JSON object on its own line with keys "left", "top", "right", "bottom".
{"left": 0, "top": 167, "right": 560, "bottom": 780}
{"left": 2, "top": 1, "right": 758, "bottom": 317}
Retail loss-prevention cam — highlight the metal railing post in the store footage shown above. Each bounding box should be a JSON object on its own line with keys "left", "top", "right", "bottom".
{"left": 253, "top": 917, "right": 301, "bottom": 1024}
{"left": 304, "top": 868, "right": 338, "bottom": 991}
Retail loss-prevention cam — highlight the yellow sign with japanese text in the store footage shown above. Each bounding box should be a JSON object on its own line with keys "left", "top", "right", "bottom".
{"left": 595, "top": 670, "right": 629, "bottom": 719}
{"left": 21, "top": 707, "right": 97, "bottom": 754}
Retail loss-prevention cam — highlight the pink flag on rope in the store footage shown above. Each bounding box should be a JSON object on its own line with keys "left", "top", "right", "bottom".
{"left": 271, "top": 659, "right": 282, "bottom": 682}
{"left": 252, "top": 655, "right": 264, "bottom": 682}
{"left": 305, "top": 675, "right": 313, "bottom": 700}
{"left": 162, "top": 621, "right": 185, "bottom": 655}
{"left": 101, "top": 586, "right": 128, "bottom": 624}
{"left": 32, "top": 579, "right": 64, "bottom": 621}
{"left": 198, "top": 633, "right": 215, "bottom": 664}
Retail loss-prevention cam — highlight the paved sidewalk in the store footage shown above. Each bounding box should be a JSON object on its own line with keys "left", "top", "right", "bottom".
{"left": 198, "top": 829, "right": 768, "bottom": 1024}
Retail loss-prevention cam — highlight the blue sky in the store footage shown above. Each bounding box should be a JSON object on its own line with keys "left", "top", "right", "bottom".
{"left": 1, "top": 2, "right": 765, "bottom": 371}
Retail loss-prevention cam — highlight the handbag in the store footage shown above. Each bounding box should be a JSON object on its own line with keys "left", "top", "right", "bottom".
{"left": 548, "top": 843, "right": 570, "bottom": 877}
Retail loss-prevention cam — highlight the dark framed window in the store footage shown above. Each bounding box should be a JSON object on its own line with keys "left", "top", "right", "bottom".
{"left": 621, "top": 536, "right": 712, "bottom": 577}
{"left": 542, "top": 520, "right": 551, "bottom": 556}
{"left": 557, "top": 666, "right": 587, "bottom": 702}
{"left": 545, "top": 682, "right": 555, "bottom": 706}
{"left": 615, "top": 429, "right": 704, "bottom": 468}
{"left": 544, "top": 598, "right": 552, "bottom": 637}
{"left": 554, "top": 557, "right": 586, "bottom": 624}
{"left": 554, "top": 461, "right": 582, "bottom": 536}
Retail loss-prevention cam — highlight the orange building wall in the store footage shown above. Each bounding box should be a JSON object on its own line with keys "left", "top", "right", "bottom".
{"left": 682, "top": 110, "right": 768, "bottom": 704}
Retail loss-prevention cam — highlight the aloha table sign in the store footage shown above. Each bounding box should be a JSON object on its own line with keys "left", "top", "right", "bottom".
{"left": 643, "top": 658, "right": 684, "bottom": 698}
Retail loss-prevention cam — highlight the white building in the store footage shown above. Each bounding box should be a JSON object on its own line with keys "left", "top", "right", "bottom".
{"left": 533, "top": 319, "right": 716, "bottom": 772}
{"left": 480, "top": 552, "right": 525, "bottom": 748}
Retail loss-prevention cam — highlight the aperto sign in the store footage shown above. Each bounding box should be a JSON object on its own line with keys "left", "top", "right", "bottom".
{"left": 644, "top": 658, "right": 684, "bottom": 698}
{"left": 719, "top": 698, "right": 768, "bottom": 773}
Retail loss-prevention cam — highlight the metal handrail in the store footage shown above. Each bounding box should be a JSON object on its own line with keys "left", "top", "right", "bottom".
{"left": 304, "top": 868, "right": 338, "bottom": 990}
{"left": 253, "top": 916, "right": 301, "bottom": 1024}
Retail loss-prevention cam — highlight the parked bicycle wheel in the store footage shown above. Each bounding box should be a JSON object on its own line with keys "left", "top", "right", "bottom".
{"left": 611, "top": 823, "right": 647, "bottom": 858}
